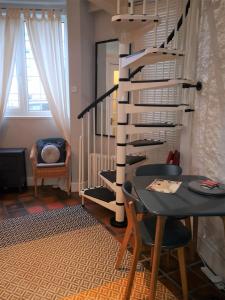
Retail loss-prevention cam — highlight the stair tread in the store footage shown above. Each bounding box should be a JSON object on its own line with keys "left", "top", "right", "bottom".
{"left": 131, "top": 79, "right": 170, "bottom": 83}
{"left": 128, "top": 139, "right": 164, "bottom": 147}
{"left": 122, "top": 47, "right": 184, "bottom": 68}
{"left": 134, "top": 103, "right": 187, "bottom": 107}
{"left": 100, "top": 170, "right": 116, "bottom": 183}
{"left": 84, "top": 187, "right": 115, "bottom": 202}
{"left": 133, "top": 122, "right": 178, "bottom": 127}
{"left": 126, "top": 47, "right": 184, "bottom": 59}
{"left": 126, "top": 155, "right": 146, "bottom": 165}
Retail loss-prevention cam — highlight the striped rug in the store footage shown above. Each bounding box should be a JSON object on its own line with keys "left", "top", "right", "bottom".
{"left": 0, "top": 206, "right": 177, "bottom": 299}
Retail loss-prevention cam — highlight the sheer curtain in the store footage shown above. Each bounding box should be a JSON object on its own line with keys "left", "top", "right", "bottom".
{"left": 0, "top": 9, "right": 21, "bottom": 125}
{"left": 25, "top": 10, "right": 70, "bottom": 142}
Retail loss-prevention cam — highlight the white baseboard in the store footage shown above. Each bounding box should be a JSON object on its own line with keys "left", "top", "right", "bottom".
{"left": 27, "top": 176, "right": 86, "bottom": 192}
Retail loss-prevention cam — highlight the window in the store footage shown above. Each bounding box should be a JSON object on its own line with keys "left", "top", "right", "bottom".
{"left": 6, "top": 18, "right": 67, "bottom": 117}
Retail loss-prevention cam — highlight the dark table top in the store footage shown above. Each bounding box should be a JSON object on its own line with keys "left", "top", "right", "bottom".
{"left": 133, "top": 175, "right": 225, "bottom": 217}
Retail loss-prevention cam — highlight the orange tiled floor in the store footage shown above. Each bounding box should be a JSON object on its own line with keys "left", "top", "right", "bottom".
{"left": 0, "top": 186, "right": 225, "bottom": 300}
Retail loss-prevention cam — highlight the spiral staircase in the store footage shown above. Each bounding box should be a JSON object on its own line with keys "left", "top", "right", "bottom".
{"left": 78, "top": 0, "right": 201, "bottom": 227}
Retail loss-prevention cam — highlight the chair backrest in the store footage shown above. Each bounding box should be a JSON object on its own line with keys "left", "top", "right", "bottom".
{"left": 122, "top": 181, "right": 142, "bottom": 244}
{"left": 136, "top": 163, "right": 182, "bottom": 176}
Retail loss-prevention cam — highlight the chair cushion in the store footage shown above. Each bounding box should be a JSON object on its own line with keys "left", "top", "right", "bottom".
{"left": 140, "top": 216, "right": 191, "bottom": 249}
{"left": 41, "top": 144, "right": 60, "bottom": 163}
{"left": 37, "top": 138, "right": 66, "bottom": 164}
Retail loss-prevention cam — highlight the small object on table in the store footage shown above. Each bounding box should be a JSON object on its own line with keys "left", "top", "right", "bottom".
{"left": 188, "top": 179, "right": 225, "bottom": 196}
{"left": 146, "top": 179, "right": 182, "bottom": 194}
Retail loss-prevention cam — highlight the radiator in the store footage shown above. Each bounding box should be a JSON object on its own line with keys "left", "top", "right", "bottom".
{"left": 90, "top": 153, "right": 115, "bottom": 187}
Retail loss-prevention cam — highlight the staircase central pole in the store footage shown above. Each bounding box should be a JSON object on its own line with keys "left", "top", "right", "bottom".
{"left": 110, "top": 41, "right": 129, "bottom": 227}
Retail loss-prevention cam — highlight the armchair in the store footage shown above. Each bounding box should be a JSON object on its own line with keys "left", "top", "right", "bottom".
{"left": 30, "top": 139, "right": 71, "bottom": 197}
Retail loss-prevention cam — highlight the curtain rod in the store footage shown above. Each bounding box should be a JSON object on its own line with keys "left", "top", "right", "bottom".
{"left": 0, "top": 7, "right": 66, "bottom": 13}
{"left": 0, "top": 4, "right": 66, "bottom": 11}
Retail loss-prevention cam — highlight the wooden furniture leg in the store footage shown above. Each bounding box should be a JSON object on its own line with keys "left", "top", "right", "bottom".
{"left": 177, "top": 247, "right": 189, "bottom": 300}
{"left": 124, "top": 242, "right": 141, "bottom": 300}
{"left": 149, "top": 216, "right": 166, "bottom": 300}
{"left": 34, "top": 176, "right": 38, "bottom": 197}
{"left": 67, "top": 174, "right": 71, "bottom": 196}
{"left": 221, "top": 216, "right": 225, "bottom": 237}
{"left": 115, "top": 224, "right": 132, "bottom": 269}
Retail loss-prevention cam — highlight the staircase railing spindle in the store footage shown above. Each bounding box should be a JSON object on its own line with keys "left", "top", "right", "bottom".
{"left": 79, "top": 135, "right": 82, "bottom": 192}
{"left": 100, "top": 101, "right": 103, "bottom": 174}
{"left": 87, "top": 112, "right": 90, "bottom": 187}
{"left": 117, "top": 0, "right": 121, "bottom": 14}
{"left": 143, "top": 0, "right": 147, "bottom": 15}
{"left": 164, "top": 0, "right": 169, "bottom": 48}
{"left": 174, "top": 0, "right": 179, "bottom": 49}
{"left": 153, "top": 0, "right": 158, "bottom": 47}
{"left": 107, "top": 97, "right": 111, "bottom": 170}
{"left": 93, "top": 109, "right": 96, "bottom": 186}
{"left": 130, "top": 0, "right": 134, "bottom": 14}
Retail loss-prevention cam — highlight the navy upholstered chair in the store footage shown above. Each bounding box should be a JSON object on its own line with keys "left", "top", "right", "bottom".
{"left": 115, "top": 181, "right": 191, "bottom": 300}
{"left": 136, "top": 163, "right": 182, "bottom": 177}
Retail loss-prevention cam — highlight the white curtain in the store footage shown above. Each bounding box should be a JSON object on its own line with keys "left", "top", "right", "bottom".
{"left": 25, "top": 10, "right": 70, "bottom": 142}
{"left": 0, "top": 9, "right": 21, "bottom": 125}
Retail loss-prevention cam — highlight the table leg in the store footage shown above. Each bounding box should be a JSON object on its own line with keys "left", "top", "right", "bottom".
{"left": 221, "top": 216, "right": 225, "bottom": 237}
{"left": 149, "top": 216, "right": 166, "bottom": 300}
{"left": 192, "top": 217, "right": 198, "bottom": 258}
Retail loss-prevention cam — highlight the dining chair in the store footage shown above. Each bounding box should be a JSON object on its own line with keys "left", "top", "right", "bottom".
{"left": 115, "top": 181, "right": 191, "bottom": 300}
{"left": 135, "top": 163, "right": 192, "bottom": 232}
{"left": 135, "top": 163, "right": 182, "bottom": 177}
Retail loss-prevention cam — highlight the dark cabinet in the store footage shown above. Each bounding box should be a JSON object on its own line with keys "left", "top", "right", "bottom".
{"left": 0, "top": 148, "right": 27, "bottom": 190}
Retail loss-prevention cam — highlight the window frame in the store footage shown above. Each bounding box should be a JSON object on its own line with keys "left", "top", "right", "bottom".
{"left": 6, "top": 14, "right": 67, "bottom": 118}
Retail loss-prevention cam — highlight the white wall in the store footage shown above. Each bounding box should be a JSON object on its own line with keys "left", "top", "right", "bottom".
{"left": 191, "top": 0, "right": 225, "bottom": 281}
{"left": 94, "top": 10, "right": 116, "bottom": 42}
{"left": 67, "top": 0, "right": 95, "bottom": 191}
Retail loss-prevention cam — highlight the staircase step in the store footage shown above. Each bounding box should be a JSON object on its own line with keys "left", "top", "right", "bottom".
{"left": 112, "top": 14, "right": 159, "bottom": 43}
{"left": 134, "top": 122, "right": 178, "bottom": 127}
{"left": 100, "top": 170, "right": 116, "bottom": 183}
{"left": 128, "top": 139, "right": 164, "bottom": 147}
{"left": 124, "top": 103, "right": 189, "bottom": 114}
{"left": 122, "top": 79, "right": 194, "bottom": 92}
{"left": 83, "top": 187, "right": 115, "bottom": 202}
{"left": 99, "top": 170, "right": 117, "bottom": 191}
{"left": 121, "top": 47, "right": 184, "bottom": 68}
{"left": 126, "top": 155, "right": 146, "bottom": 165}
{"left": 126, "top": 124, "right": 183, "bottom": 135}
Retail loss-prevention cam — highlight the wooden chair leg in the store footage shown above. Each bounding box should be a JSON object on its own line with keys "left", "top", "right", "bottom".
{"left": 41, "top": 178, "right": 44, "bottom": 186}
{"left": 115, "top": 225, "right": 132, "bottom": 269}
{"left": 67, "top": 174, "right": 71, "bottom": 196}
{"left": 177, "top": 247, "right": 188, "bottom": 300}
{"left": 124, "top": 243, "right": 141, "bottom": 300}
{"left": 149, "top": 216, "right": 166, "bottom": 300}
{"left": 185, "top": 217, "right": 192, "bottom": 232}
{"left": 34, "top": 176, "right": 38, "bottom": 197}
